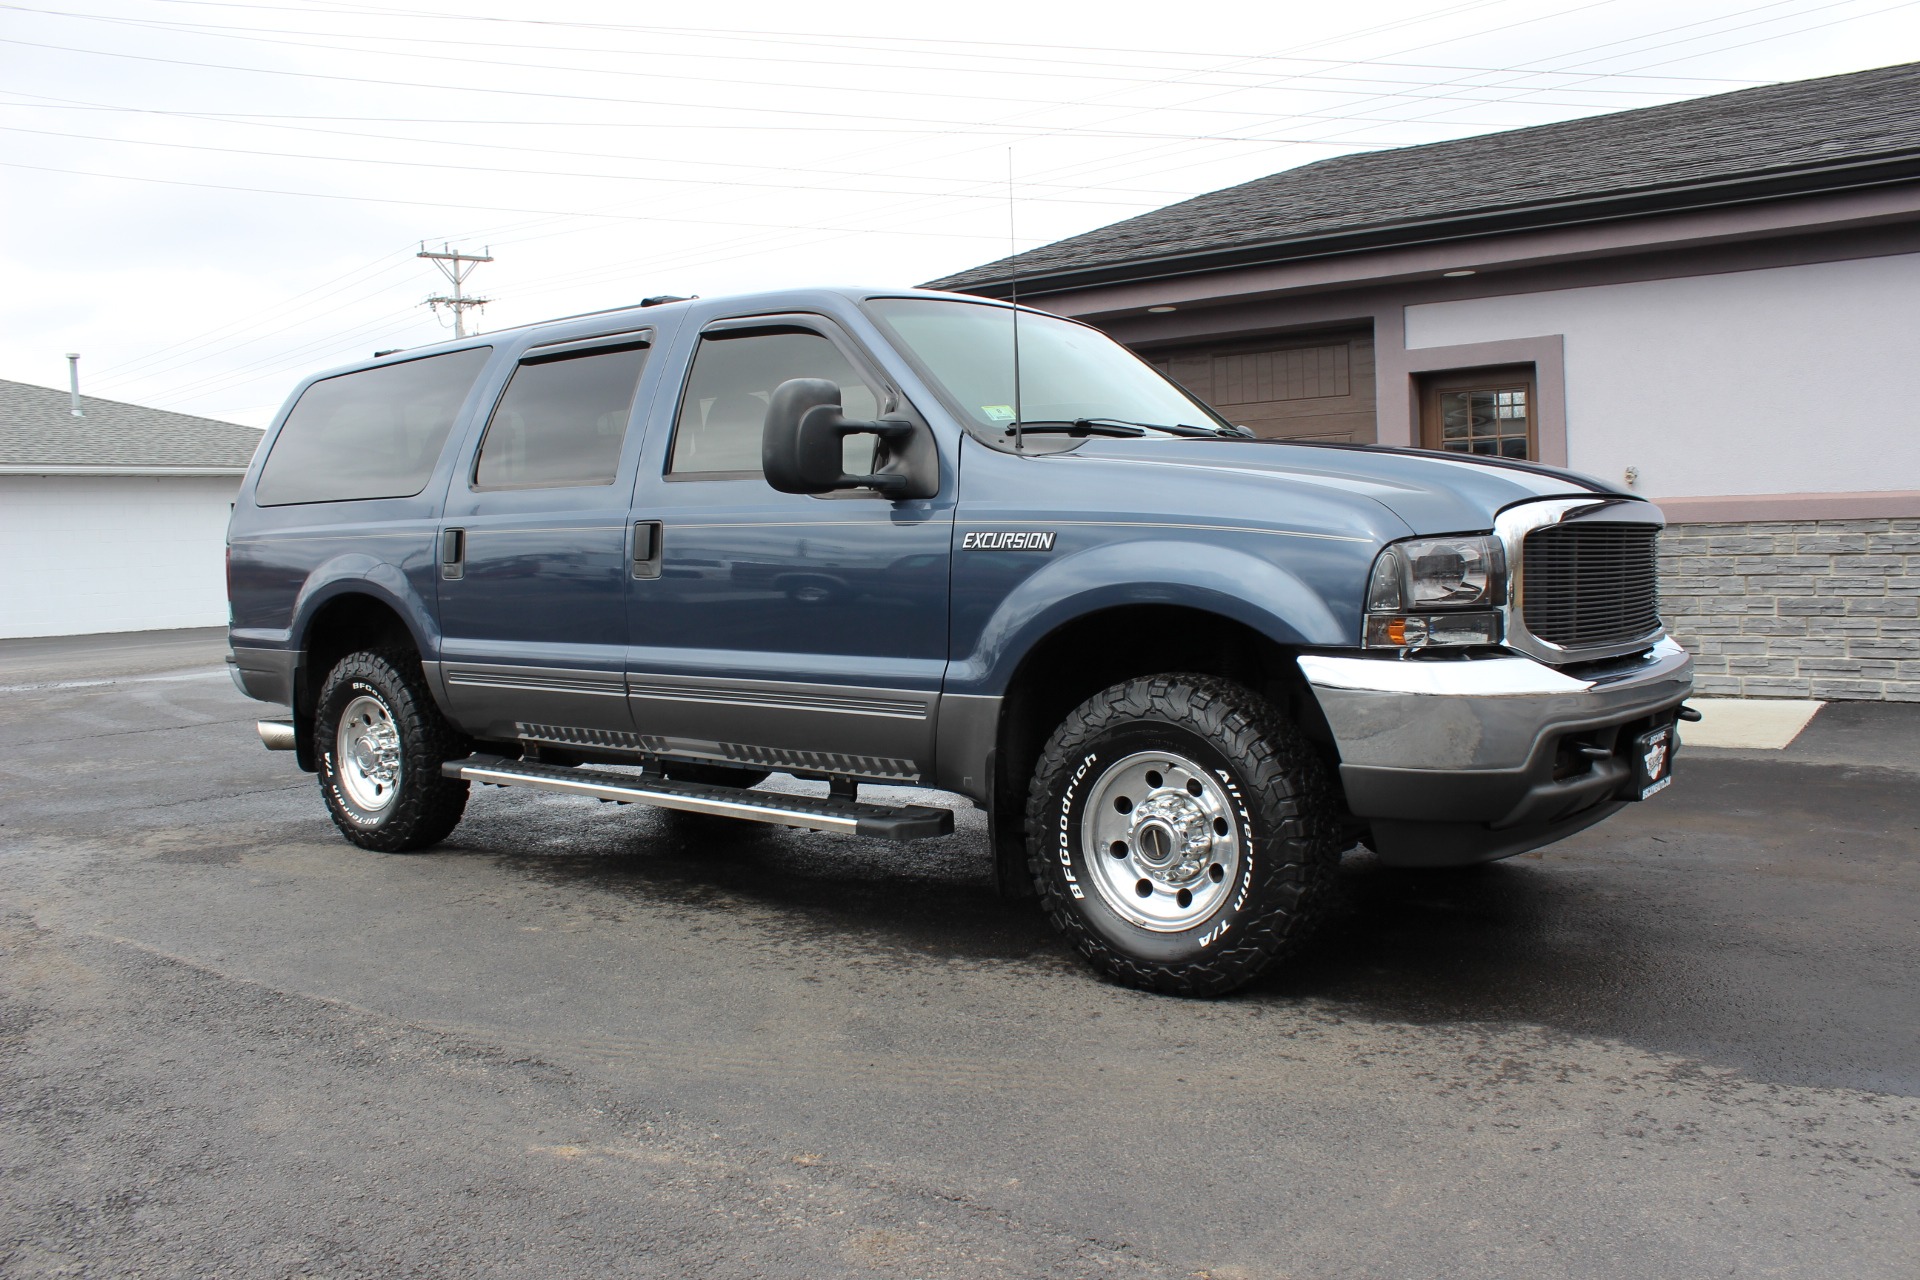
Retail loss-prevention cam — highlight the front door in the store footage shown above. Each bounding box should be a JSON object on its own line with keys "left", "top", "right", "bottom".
{"left": 436, "top": 329, "right": 656, "bottom": 742}
{"left": 626, "top": 315, "right": 953, "bottom": 782}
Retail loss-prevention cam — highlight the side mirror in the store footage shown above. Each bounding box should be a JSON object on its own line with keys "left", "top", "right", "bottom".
{"left": 762, "top": 378, "right": 935, "bottom": 499}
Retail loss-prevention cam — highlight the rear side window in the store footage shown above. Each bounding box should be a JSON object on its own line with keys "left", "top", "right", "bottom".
{"left": 670, "top": 327, "right": 879, "bottom": 475}
{"left": 255, "top": 347, "right": 491, "bottom": 506}
{"left": 473, "top": 342, "right": 649, "bottom": 489}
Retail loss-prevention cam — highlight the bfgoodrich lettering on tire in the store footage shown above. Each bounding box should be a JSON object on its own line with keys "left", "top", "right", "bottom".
{"left": 1025, "top": 673, "right": 1339, "bottom": 996}
{"left": 314, "top": 649, "right": 470, "bottom": 852}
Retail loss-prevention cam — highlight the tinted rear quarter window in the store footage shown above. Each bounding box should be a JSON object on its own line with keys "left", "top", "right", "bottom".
{"left": 473, "top": 343, "right": 649, "bottom": 489}
{"left": 255, "top": 347, "right": 491, "bottom": 506}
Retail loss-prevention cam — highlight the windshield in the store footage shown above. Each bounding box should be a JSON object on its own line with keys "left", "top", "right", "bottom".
{"left": 864, "top": 297, "right": 1227, "bottom": 436}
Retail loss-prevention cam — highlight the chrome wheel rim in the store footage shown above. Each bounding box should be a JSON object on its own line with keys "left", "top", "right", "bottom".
{"left": 336, "top": 694, "right": 402, "bottom": 813}
{"left": 1082, "top": 750, "right": 1242, "bottom": 932}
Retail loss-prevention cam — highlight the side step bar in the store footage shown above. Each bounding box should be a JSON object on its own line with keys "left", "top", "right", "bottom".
{"left": 443, "top": 754, "right": 955, "bottom": 842}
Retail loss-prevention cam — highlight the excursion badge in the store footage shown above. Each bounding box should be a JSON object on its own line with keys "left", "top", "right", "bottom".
{"left": 962, "top": 530, "right": 1056, "bottom": 551}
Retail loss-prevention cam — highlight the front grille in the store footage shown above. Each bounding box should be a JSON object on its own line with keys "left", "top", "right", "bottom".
{"left": 1521, "top": 522, "right": 1661, "bottom": 651}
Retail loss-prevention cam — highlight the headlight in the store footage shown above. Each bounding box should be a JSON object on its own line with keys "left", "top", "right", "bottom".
{"left": 1364, "top": 535, "right": 1504, "bottom": 650}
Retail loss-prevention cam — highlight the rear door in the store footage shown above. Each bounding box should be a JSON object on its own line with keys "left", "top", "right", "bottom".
{"left": 624, "top": 313, "right": 954, "bottom": 782}
{"left": 435, "top": 327, "right": 657, "bottom": 742}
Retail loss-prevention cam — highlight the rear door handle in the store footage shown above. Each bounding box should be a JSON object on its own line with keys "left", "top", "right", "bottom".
{"left": 440, "top": 527, "right": 465, "bottom": 580}
{"left": 632, "top": 520, "right": 662, "bottom": 580}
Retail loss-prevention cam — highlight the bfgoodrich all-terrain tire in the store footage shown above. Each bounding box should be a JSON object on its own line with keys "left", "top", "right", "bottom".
{"left": 1026, "top": 673, "right": 1340, "bottom": 997}
{"left": 314, "top": 649, "right": 470, "bottom": 852}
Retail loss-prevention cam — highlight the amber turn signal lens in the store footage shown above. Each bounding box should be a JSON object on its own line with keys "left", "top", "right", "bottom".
{"left": 1384, "top": 618, "right": 1408, "bottom": 646}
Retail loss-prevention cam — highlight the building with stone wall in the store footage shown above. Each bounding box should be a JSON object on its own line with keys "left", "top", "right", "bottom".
{"left": 928, "top": 61, "right": 1920, "bottom": 700}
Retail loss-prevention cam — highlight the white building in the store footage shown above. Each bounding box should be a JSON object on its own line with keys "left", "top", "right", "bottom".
{"left": 0, "top": 379, "right": 262, "bottom": 638}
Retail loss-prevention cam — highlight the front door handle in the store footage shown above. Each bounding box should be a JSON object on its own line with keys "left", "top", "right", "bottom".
{"left": 632, "top": 520, "right": 662, "bottom": 580}
{"left": 440, "top": 527, "right": 465, "bottom": 580}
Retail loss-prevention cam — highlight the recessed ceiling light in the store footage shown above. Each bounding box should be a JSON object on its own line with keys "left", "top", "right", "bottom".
{"left": 1443, "top": 269, "right": 1477, "bottom": 278}
{"left": 1147, "top": 305, "right": 1177, "bottom": 313}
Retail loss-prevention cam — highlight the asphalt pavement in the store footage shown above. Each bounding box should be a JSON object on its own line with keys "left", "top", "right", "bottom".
{"left": 2, "top": 629, "right": 1916, "bottom": 1278}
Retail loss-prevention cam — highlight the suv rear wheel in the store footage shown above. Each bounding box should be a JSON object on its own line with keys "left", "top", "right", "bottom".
{"left": 314, "top": 649, "right": 469, "bottom": 852}
{"left": 1026, "top": 673, "right": 1339, "bottom": 996}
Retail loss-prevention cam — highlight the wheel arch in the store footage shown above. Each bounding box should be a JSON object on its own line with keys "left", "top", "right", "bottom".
{"left": 969, "top": 600, "right": 1348, "bottom": 897}
{"left": 290, "top": 573, "right": 436, "bottom": 770}
{"left": 950, "top": 540, "right": 1350, "bottom": 697}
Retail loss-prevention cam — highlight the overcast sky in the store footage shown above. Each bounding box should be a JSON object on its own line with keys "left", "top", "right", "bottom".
{"left": 3, "top": 0, "right": 1917, "bottom": 426}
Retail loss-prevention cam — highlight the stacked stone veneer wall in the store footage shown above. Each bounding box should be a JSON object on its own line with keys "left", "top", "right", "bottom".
{"left": 1657, "top": 518, "right": 1920, "bottom": 701}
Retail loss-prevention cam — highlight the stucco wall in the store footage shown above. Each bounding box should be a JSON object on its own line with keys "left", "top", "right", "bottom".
{"left": 1402, "top": 252, "right": 1920, "bottom": 500}
{"left": 0, "top": 475, "right": 238, "bottom": 638}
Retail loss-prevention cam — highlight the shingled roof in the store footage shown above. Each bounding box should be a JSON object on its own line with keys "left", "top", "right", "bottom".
{"left": 926, "top": 60, "right": 1920, "bottom": 296}
{"left": 0, "top": 379, "right": 262, "bottom": 473}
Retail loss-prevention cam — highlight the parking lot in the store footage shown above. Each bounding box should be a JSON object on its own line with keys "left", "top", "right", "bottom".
{"left": 2, "top": 629, "right": 1916, "bottom": 1278}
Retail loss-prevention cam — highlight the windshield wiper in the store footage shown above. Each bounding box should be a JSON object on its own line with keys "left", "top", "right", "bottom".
{"left": 1002, "top": 419, "right": 1147, "bottom": 438}
{"left": 1003, "top": 417, "right": 1256, "bottom": 440}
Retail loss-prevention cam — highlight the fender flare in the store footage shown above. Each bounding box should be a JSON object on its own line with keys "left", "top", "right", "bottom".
{"left": 284, "top": 558, "right": 444, "bottom": 770}
{"left": 289, "top": 555, "right": 440, "bottom": 662}
{"left": 950, "top": 538, "right": 1349, "bottom": 695}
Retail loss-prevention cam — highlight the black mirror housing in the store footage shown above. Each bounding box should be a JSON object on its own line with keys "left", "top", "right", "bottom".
{"left": 762, "top": 378, "right": 936, "bottom": 499}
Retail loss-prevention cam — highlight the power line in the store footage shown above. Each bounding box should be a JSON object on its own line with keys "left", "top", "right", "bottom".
{"left": 0, "top": 91, "right": 1211, "bottom": 199}
{"left": 7, "top": 35, "right": 1568, "bottom": 138}
{"left": 90, "top": 252, "right": 417, "bottom": 385}
{"left": 1227, "top": 0, "right": 1906, "bottom": 152}
{"left": 8, "top": 3, "right": 1766, "bottom": 104}
{"left": 53, "top": 0, "right": 1904, "bottom": 418}
{"left": 123, "top": 0, "right": 1771, "bottom": 84}
{"left": 0, "top": 158, "right": 1035, "bottom": 239}
{"left": 0, "top": 123, "right": 1176, "bottom": 208}
{"left": 91, "top": 256, "right": 427, "bottom": 389}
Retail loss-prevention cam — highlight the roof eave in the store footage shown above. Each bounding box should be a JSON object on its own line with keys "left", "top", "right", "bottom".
{"left": 938, "top": 151, "right": 1920, "bottom": 298}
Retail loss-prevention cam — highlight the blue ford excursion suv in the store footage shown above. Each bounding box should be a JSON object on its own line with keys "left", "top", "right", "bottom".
{"left": 228, "top": 287, "right": 1693, "bottom": 995}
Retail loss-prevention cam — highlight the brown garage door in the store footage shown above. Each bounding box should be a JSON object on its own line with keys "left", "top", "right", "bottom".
{"left": 1140, "top": 328, "right": 1375, "bottom": 443}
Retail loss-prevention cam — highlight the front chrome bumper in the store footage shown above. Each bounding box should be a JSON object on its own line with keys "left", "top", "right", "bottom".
{"left": 1298, "top": 638, "right": 1693, "bottom": 865}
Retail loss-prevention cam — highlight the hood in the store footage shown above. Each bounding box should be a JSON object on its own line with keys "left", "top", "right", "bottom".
{"left": 1069, "top": 437, "right": 1638, "bottom": 535}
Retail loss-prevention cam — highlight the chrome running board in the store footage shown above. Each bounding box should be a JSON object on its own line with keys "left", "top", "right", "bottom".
{"left": 442, "top": 754, "right": 954, "bottom": 841}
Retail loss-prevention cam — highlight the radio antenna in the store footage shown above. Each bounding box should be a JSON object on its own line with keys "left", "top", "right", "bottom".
{"left": 1007, "top": 148, "right": 1024, "bottom": 454}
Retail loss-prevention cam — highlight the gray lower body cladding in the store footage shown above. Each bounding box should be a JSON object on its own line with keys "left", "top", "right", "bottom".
{"left": 229, "top": 644, "right": 297, "bottom": 707}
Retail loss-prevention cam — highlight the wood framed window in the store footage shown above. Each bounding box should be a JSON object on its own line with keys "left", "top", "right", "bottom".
{"left": 1419, "top": 365, "right": 1536, "bottom": 460}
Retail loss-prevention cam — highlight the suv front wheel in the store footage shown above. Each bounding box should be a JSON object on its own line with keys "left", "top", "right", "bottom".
{"left": 1026, "top": 674, "right": 1340, "bottom": 996}
{"left": 314, "top": 649, "right": 470, "bottom": 852}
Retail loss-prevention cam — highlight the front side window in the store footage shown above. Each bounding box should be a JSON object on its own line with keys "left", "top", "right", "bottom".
{"left": 255, "top": 347, "right": 491, "bottom": 506}
{"left": 669, "top": 326, "right": 879, "bottom": 475}
{"left": 864, "top": 297, "right": 1225, "bottom": 435}
{"left": 474, "top": 343, "right": 649, "bottom": 489}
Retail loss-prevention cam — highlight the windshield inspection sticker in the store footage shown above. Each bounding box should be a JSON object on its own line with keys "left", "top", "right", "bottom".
{"left": 963, "top": 530, "right": 1056, "bottom": 551}
{"left": 981, "top": 405, "right": 1017, "bottom": 422}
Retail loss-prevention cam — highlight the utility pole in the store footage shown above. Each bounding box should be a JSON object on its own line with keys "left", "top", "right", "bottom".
{"left": 417, "top": 243, "right": 494, "bottom": 338}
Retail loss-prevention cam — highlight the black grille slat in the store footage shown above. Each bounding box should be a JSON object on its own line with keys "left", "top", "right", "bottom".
{"left": 1521, "top": 523, "right": 1661, "bottom": 650}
